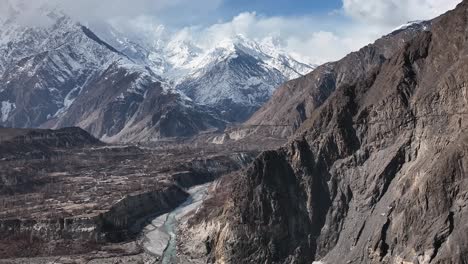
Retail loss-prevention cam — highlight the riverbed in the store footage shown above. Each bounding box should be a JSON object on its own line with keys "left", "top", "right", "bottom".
{"left": 141, "top": 184, "right": 211, "bottom": 263}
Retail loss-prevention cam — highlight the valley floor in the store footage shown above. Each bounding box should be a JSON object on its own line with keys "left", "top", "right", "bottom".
{"left": 0, "top": 128, "right": 278, "bottom": 263}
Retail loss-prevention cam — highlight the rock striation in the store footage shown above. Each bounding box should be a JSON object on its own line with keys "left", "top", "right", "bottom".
{"left": 183, "top": 2, "right": 468, "bottom": 264}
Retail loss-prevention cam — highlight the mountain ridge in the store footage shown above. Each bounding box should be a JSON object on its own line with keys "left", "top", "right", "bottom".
{"left": 98, "top": 27, "right": 316, "bottom": 122}
{"left": 0, "top": 8, "right": 315, "bottom": 140}
{"left": 0, "top": 13, "right": 226, "bottom": 142}
{"left": 178, "top": 2, "right": 468, "bottom": 263}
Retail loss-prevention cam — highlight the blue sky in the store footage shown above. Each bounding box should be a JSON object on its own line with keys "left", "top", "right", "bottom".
{"left": 199, "top": 0, "right": 461, "bottom": 62}
{"left": 4, "top": 0, "right": 463, "bottom": 63}
{"left": 148, "top": 0, "right": 348, "bottom": 28}
{"left": 220, "top": 0, "right": 343, "bottom": 18}
{"left": 152, "top": 0, "right": 460, "bottom": 63}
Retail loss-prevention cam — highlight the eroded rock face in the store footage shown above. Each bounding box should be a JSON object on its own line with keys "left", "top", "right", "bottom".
{"left": 183, "top": 2, "right": 468, "bottom": 263}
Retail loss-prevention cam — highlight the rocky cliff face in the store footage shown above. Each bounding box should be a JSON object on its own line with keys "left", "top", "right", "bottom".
{"left": 182, "top": 2, "right": 468, "bottom": 263}
{"left": 0, "top": 184, "right": 187, "bottom": 242}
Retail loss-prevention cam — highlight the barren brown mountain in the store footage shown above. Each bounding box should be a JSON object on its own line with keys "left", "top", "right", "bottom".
{"left": 180, "top": 2, "right": 468, "bottom": 263}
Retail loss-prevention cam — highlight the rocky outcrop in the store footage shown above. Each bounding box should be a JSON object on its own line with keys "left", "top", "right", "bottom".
{"left": 170, "top": 152, "right": 256, "bottom": 188}
{"left": 183, "top": 2, "right": 468, "bottom": 264}
{"left": 100, "top": 185, "right": 189, "bottom": 242}
{"left": 0, "top": 184, "right": 188, "bottom": 260}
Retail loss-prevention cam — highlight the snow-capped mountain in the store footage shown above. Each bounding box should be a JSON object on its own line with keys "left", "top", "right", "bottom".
{"left": 170, "top": 35, "right": 314, "bottom": 121}
{"left": 0, "top": 11, "right": 225, "bottom": 142}
{"left": 97, "top": 29, "right": 316, "bottom": 122}
{"left": 0, "top": 2, "right": 315, "bottom": 141}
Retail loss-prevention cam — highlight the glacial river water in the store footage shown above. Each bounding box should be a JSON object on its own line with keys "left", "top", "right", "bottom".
{"left": 142, "top": 184, "right": 211, "bottom": 263}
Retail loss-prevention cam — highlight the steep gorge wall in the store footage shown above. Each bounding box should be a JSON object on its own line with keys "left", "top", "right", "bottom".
{"left": 183, "top": 2, "right": 468, "bottom": 264}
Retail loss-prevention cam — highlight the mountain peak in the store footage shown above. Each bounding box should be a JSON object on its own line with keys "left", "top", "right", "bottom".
{"left": 391, "top": 20, "right": 430, "bottom": 34}
{"left": 0, "top": 7, "right": 315, "bottom": 138}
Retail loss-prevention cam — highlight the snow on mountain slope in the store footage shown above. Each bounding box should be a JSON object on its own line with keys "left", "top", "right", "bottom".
{"left": 0, "top": 13, "right": 123, "bottom": 125}
{"left": 168, "top": 35, "right": 315, "bottom": 121}
{"left": 164, "top": 34, "right": 313, "bottom": 82}
{"left": 391, "top": 20, "right": 431, "bottom": 35}
{"left": 0, "top": 12, "right": 225, "bottom": 142}
{"left": 0, "top": 2, "right": 315, "bottom": 141}
{"left": 93, "top": 24, "right": 316, "bottom": 122}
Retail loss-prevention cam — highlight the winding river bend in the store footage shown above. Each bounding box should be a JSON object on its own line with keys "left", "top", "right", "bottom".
{"left": 142, "top": 184, "right": 211, "bottom": 263}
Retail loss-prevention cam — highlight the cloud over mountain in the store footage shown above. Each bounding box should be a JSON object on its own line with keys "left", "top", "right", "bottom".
{"left": 343, "top": 0, "right": 461, "bottom": 26}
{"left": 0, "top": 0, "right": 462, "bottom": 64}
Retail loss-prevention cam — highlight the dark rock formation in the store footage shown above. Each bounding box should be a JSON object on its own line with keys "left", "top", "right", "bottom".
{"left": 183, "top": 2, "right": 468, "bottom": 264}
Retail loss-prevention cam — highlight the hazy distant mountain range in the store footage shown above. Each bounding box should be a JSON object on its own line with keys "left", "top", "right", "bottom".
{"left": 0, "top": 4, "right": 314, "bottom": 142}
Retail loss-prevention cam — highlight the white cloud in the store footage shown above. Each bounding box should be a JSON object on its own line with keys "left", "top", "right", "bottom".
{"left": 186, "top": 12, "right": 358, "bottom": 63}
{"left": 1, "top": 0, "right": 463, "bottom": 65}
{"left": 61, "top": 0, "right": 223, "bottom": 25}
{"left": 342, "top": 0, "right": 462, "bottom": 26}
{"left": 179, "top": 0, "right": 462, "bottom": 64}
{"left": 1, "top": 0, "right": 223, "bottom": 25}
{"left": 0, "top": 0, "right": 55, "bottom": 26}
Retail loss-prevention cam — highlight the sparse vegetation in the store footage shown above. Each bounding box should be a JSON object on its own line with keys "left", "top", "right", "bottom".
{"left": 0, "top": 128, "right": 261, "bottom": 260}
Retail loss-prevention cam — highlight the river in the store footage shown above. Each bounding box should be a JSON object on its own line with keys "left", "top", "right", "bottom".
{"left": 141, "top": 183, "right": 211, "bottom": 263}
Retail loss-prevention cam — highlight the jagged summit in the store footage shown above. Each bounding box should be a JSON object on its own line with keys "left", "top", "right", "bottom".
{"left": 96, "top": 28, "right": 316, "bottom": 121}
{"left": 0, "top": 12, "right": 224, "bottom": 142}
{"left": 0, "top": 4, "right": 315, "bottom": 139}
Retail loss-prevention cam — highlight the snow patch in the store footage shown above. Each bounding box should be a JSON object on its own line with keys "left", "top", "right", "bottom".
{"left": 116, "top": 92, "right": 125, "bottom": 100}
{"left": 1, "top": 101, "right": 16, "bottom": 122}
{"left": 393, "top": 20, "right": 426, "bottom": 32}
{"left": 54, "top": 85, "right": 83, "bottom": 117}
{"left": 96, "top": 26, "right": 315, "bottom": 108}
